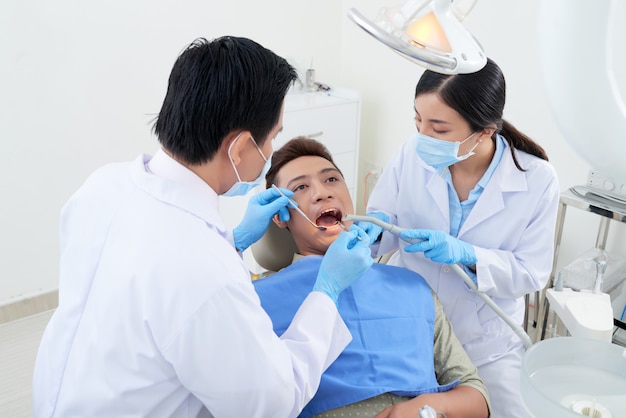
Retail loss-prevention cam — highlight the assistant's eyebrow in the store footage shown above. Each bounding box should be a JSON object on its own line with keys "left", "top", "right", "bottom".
{"left": 414, "top": 107, "right": 451, "bottom": 125}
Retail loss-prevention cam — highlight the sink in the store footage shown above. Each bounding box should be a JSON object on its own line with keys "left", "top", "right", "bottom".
{"left": 521, "top": 337, "right": 626, "bottom": 417}
{"left": 546, "top": 288, "right": 614, "bottom": 342}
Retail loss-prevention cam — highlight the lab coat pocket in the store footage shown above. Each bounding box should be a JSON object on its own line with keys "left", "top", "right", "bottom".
{"left": 448, "top": 298, "right": 485, "bottom": 344}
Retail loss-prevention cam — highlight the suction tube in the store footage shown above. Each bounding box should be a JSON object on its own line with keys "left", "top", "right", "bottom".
{"left": 449, "top": 264, "right": 532, "bottom": 349}
{"left": 344, "top": 214, "right": 533, "bottom": 349}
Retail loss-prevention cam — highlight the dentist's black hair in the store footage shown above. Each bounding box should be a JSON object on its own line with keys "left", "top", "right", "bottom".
{"left": 415, "top": 58, "right": 548, "bottom": 171}
{"left": 153, "top": 36, "right": 297, "bottom": 165}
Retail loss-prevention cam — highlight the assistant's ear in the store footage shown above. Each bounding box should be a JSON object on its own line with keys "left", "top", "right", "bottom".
{"left": 479, "top": 126, "right": 497, "bottom": 141}
{"left": 223, "top": 131, "right": 251, "bottom": 166}
{"left": 272, "top": 214, "right": 289, "bottom": 229}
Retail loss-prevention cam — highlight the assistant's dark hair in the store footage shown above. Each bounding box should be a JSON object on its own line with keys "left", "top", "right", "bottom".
{"left": 415, "top": 58, "right": 548, "bottom": 171}
{"left": 265, "top": 137, "right": 343, "bottom": 189}
{"left": 153, "top": 36, "right": 297, "bottom": 165}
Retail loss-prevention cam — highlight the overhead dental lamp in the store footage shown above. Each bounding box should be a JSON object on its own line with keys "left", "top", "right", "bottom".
{"left": 347, "top": 0, "right": 486, "bottom": 74}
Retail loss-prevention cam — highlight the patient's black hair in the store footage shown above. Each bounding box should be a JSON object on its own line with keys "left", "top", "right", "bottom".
{"left": 265, "top": 137, "right": 343, "bottom": 189}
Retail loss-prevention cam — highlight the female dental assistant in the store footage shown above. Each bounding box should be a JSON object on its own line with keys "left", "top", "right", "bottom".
{"left": 363, "top": 58, "right": 560, "bottom": 417}
{"left": 32, "top": 36, "right": 373, "bottom": 418}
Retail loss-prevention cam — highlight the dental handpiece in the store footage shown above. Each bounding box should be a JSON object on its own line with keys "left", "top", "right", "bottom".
{"left": 342, "top": 214, "right": 422, "bottom": 243}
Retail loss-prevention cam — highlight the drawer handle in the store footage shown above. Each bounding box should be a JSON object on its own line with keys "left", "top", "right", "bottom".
{"left": 306, "top": 131, "right": 324, "bottom": 138}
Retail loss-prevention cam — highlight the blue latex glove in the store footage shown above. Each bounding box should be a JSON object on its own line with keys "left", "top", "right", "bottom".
{"left": 313, "top": 225, "right": 373, "bottom": 305}
{"left": 355, "top": 211, "right": 389, "bottom": 243}
{"left": 233, "top": 187, "right": 293, "bottom": 252}
{"left": 400, "top": 229, "right": 477, "bottom": 266}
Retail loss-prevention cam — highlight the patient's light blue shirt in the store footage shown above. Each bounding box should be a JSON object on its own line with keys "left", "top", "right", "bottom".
{"left": 254, "top": 256, "right": 458, "bottom": 418}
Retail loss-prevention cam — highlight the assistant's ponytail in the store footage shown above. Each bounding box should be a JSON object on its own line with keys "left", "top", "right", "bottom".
{"left": 500, "top": 120, "right": 548, "bottom": 171}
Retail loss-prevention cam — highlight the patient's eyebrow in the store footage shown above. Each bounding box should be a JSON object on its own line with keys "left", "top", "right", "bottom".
{"left": 285, "top": 175, "right": 309, "bottom": 190}
{"left": 285, "top": 167, "right": 343, "bottom": 189}
{"left": 319, "top": 167, "right": 342, "bottom": 176}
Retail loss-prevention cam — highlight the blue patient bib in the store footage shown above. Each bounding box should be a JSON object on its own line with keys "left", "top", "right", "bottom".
{"left": 254, "top": 256, "right": 458, "bottom": 417}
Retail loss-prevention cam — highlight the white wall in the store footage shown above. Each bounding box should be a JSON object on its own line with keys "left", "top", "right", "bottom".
{"left": 2, "top": 0, "right": 625, "bottom": 304}
{"left": 0, "top": 0, "right": 344, "bottom": 302}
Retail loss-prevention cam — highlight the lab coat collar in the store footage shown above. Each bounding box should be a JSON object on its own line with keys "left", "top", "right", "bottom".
{"left": 426, "top": 174, "right": 450, "bottom": 225}
{"left": 459, "top": 141, "right": 528, "bottom": 236}
{"left": 131, "top": 149, "right": 227, "bottom": 234}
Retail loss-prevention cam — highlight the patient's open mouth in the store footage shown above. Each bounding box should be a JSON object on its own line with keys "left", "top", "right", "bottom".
{"left": 315, "top": 208, "right": 343, "bottom": 228}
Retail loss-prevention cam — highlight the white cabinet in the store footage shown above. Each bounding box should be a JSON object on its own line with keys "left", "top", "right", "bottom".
{"left": 219, "top": 88, "right": 361, "bottom": 273}
{"left": 275, "top": 88, "right": 361, "bottom": 202}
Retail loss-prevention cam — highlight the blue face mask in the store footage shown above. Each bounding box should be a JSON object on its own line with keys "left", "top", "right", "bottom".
{"left": 223, "top": 134, "right": 271, "bottom": 197}
{"left": 415, "top": 131, "right": 478, "bottom": 171}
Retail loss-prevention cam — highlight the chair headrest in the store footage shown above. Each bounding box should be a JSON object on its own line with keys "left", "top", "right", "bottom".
{"left": 251, "top": 221, "right": 299, "bottom": 272}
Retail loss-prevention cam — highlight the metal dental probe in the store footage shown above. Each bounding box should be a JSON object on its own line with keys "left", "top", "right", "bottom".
{"left": 271, "top": 184, "right": 327, "bottom": 230}
{"left": 271, "top": 184, "right": 361, "bottom": 240}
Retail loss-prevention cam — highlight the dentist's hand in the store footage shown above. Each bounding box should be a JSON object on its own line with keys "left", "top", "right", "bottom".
{"left": 400, "top": 229, "right": 477, "bottom": 266}
{"left": 233, "top": 187, "right": 293, "bottom": 252}
{"left": 313, "top": 225, "right": 373, "bottom": 305}
{"left": 355, "top": 211, "right": 389, "bottom": 243}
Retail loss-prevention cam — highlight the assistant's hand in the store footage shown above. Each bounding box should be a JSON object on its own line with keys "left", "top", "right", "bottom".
{"left": 313, "top": 225, "right": 373, "bottom": 304}
{"left": 355, "top": 211, "right": 389, "bottom": 243}
{"left": 400, "top": 229, "right": 477, "bottom": 266}
{"left": 233, "top": 187, "right": 293, "bottom": 252}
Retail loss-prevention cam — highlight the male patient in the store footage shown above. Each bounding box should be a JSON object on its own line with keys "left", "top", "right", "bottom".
{"left": 253, "top": 137, "right": 490, "bottom": 418}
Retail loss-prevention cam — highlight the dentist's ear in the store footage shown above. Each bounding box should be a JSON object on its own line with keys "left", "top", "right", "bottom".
{"left": 223, "top": 131, "right": 251, "bottom": 166}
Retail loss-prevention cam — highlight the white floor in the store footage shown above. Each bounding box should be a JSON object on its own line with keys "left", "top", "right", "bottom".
{"left": 0, "top": 310, "right": 53, "bottom": 418}
{"left": 0, "top": 303, "right": 621, "bottom": 418}
{"left": 0, "top": 304, "right": 540, "bottom": 418}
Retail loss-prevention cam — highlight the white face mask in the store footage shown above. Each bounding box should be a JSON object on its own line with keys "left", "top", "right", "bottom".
{"left": 223, "top": 133, "right": 271, "bottom": 197}
{"left": 415, "top": 131, "right": 479, "bottom": 171}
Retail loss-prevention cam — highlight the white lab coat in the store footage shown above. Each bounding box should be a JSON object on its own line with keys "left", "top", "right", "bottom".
{"left": 33, "top": 150, "right": 350, "bottom": 418}
{"left": 368, "top": 134, "right": 560, "bottom": 417}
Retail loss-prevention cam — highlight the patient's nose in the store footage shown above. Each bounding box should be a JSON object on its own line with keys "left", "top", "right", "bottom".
{"left": 311, "top": 181, "right": 332, "bottom": 202}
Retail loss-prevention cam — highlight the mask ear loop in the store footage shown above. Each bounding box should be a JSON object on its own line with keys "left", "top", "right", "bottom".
{"left": 227, "top": 132, "right": 268, "bottom": 182}
{"left": 249, "top": 135, "right": 268, "bottom": 162}
{"left": 457, "top": 132, "right": 480, "bottom": 159}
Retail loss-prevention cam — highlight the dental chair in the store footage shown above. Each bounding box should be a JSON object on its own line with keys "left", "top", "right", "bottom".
{"left": 251, "top": 221, "right": 299, "bottom": 274}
